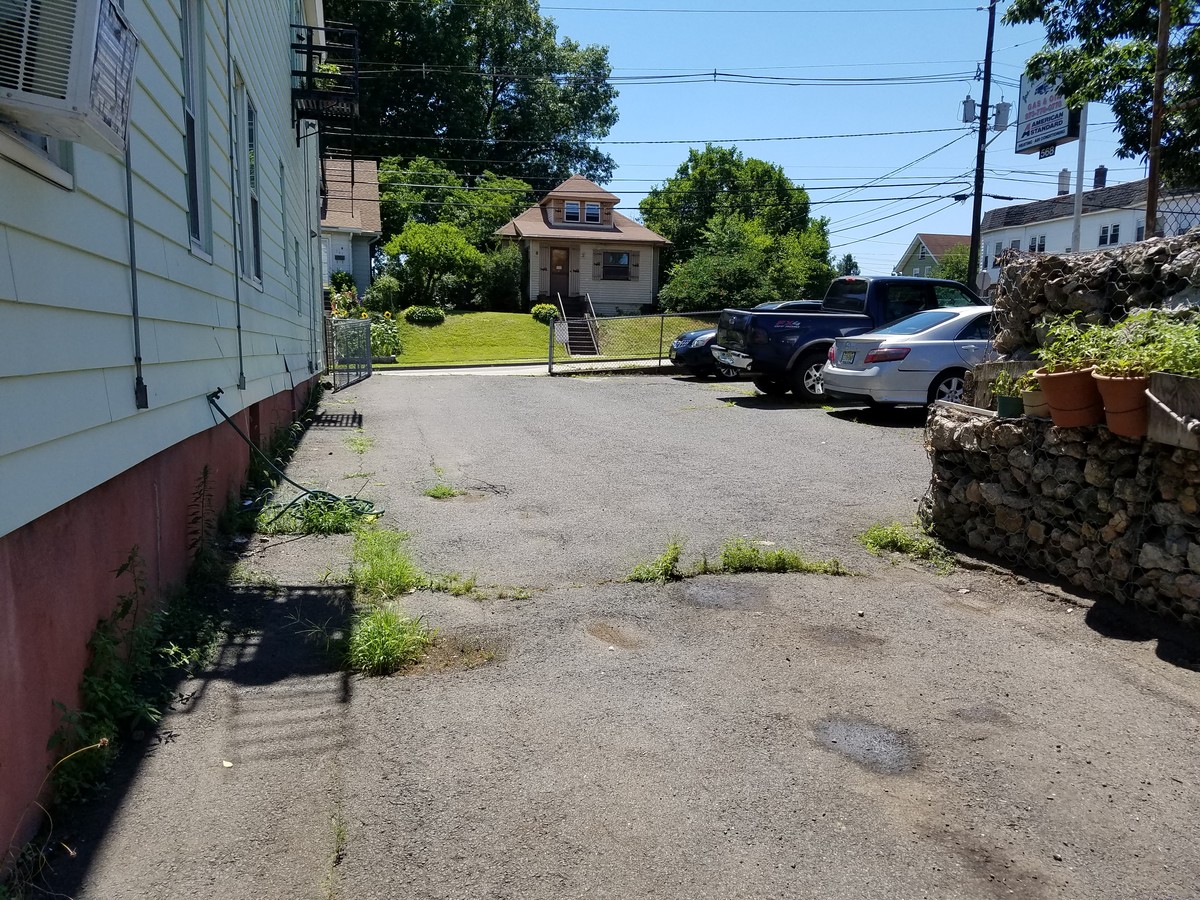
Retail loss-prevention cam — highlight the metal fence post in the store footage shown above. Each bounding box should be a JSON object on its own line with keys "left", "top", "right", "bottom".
{"left": 658, "top": 314, "right": 665, "bottom": 365}
{"left": 548, "top": 317, "right": 555, "bottom": 375}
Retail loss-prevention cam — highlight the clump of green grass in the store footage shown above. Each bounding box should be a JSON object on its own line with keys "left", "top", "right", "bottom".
{"left": 431, "top": 572, "right": 478, "bottom": 597}
{"left": 345, "top": 431, "right": 374, "bottom": 455}
{"left": 345, "top": 603, "right": 435, "bottom": 675}
{"left": 858, "top": 521, "right": 954, "bottom": 572}
{"left": 350, "top": 528, "right": 425, "bottom": 601}
{"left": 627, "top": 541, "right": 684, "bottom": 583}
{"left": 256, "top": 497, "right": 363, "bottom": 535}
{"left": 719, "top": 539, "right": 848, "bottom": 575}
{"left": 424, "top": 483, "right": 462, "bottom": 500}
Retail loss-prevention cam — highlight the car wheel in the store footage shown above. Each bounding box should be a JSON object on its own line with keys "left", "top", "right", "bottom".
{"left": 928, "top": 369, "right": 968, "bottom": 405}
{"left": 715, "top": 363, "right": 740, "bottom": 380}
{"left": 790, "top": 350, "right": 827, "bottom": 402}
{"left": 753, "top": 377, "right": 790, "bottom": 397}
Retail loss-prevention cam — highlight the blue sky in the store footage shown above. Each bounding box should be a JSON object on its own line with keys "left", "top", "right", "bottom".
{"left": 542, "top": 0, "right": 1139, "bottom": 276}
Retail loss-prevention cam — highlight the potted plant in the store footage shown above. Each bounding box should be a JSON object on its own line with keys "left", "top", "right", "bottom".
{"left": 1089, "top": 311, "right": 1159, "bottom": 438}
{"left": 991, "top": 370, "right": 1025, "bottom": 418}
{"left": 1016, "top": 371, "right": 1049, "bottom": 417}
{"left": 1033, "top": 313, "right": 1105, "bottom": 428}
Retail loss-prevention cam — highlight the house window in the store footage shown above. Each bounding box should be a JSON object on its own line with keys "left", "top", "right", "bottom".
{"left": 233, "top": 70, "right": 262, "bottom": 281}
{"left": 1136, "top": 223, "right": 1146, "bottom": 242}
{"left": 294, "top": 236, "right": 302, "bottom": 312}
{"left": 918, "top": 246, "right": 927, "bottom": 260}
{"left": 994, "top": 241, "right": 1003, "bottom": 258}
{"left": 181, "top": 0, "right": 210, "bottom": 251}
{"left": 585, "top": 202, "right": 601, "bottom": 224}
{"left": 1099, "top": 223, "right": 1120, "bottom": 246}
{"left": 1009, "top": 239, "right": 1020, "bottom": 251}
{"left": 603, "top": 250, "right": 630, "bottom": 280}
{"left": 280, "top": 162, "right": 288, "bottom": 274}
{"left": 912, "top": 267, "right": 920, "bottom": 276}
{"left": 0, "top": 124, "right": 73, "bottom": 189}
{"left": 1028, "top": 234, "right": 1046, "bottom": 253}
{"left": 564, "top": 201, "right": 580, "bottom": 223}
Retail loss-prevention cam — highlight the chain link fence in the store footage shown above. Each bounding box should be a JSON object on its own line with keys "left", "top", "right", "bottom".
{"left": 548, "top": 311, "right": 723, "bottom": 374}
{"left": 324, "top": 317, "right": 372, "bottom": 391}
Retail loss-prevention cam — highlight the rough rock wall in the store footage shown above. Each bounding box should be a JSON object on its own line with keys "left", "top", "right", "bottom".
{"left": 993, "top": 231, "right": 1200, "bottom": 354}
{"left": 922, "top": 405, "right": 1200, "bottom": 627}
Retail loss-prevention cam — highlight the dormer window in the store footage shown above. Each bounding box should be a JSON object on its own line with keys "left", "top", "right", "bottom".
{"left": 585, "top": 202, "right": 601, "bottom": 224}
{"left": 564, "top": 201, "right": 580, "bottom": 222}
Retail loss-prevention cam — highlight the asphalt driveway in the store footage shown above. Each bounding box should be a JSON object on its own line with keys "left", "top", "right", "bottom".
{"left": 41, "top": 372, "right": 1200, "bottom": 900}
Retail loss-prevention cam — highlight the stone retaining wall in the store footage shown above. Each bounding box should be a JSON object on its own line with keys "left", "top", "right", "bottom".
{"left": 922, "top": 405, "right": 1200, "bottom": 628}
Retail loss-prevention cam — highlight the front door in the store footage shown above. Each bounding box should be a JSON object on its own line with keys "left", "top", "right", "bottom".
{"left": 549, "top": 247, "right": 570, "bottom": 300}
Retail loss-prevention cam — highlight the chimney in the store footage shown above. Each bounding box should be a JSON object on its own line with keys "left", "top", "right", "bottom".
{"left": 1094, "top": 165, "right": 1108, "bottom": 189}
{"left": 1058, "top": 169, "right": 1071, "bottom": 196}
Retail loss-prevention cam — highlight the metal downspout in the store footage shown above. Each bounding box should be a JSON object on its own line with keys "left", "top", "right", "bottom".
{"left": 304, "top": 122, "right": 317, "bottom": 372}
{"left": 118, "top": 0, "right": 147, "bottom": 408}
{"left": 224, "top": 0, "right": 246, "bottom": 390}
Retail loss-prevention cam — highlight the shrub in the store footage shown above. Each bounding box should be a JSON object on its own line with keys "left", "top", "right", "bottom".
{"left": 329, "top": 270, "right": 355, "bottom": 293}
{"left": 363, "top": 274, "right": 402, "bottom": 312}
{"left": 404, "top": 305, "right": 446, "bottom": 326}
{"left": 530, "top": 303, "right": 559, "bottom": 325}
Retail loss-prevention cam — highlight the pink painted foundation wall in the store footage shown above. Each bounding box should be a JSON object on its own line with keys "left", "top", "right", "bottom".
{"left": 0, "top": 380, "right": 314, "bottom": 853}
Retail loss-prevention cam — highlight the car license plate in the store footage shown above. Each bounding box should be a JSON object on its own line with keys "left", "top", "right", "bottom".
{"left": 840, "top": 350, "right": 856, "bottom": 364}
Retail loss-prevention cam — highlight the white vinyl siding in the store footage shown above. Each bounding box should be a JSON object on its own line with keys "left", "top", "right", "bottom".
{"left": 0, "top": 0, "right": 321, "bottom": 538}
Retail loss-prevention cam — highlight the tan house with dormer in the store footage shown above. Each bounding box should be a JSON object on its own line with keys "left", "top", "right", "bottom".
{"left": 496, "top": 175, "right": 671, "bottom": 317}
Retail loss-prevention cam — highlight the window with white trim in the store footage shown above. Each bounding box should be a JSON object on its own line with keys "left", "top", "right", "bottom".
{"left": 0, "top": 123, "right": 73, "bottom": 188}
{"left": 918, "top": 246, "right": 927, "bottom": 260}
{"left": 1136, "top": 223, "right": 1146, "bottom": 241}
{"left": 233, "top": 69, "right": 262, "bottom": 281}
{"left": 1028, "top": 234, "right": 1046, "bottom": 253}
{"left": 1098, "top": 223, "right": 1121, "bottom": 246}
{"left": 585, "top": 202, "right": 601, "bottom": 224}
{"left": 181, "top": 0, "right": 211, "bottom": 250}
{"left": 564, "top": 201, "right": 580, "bottom": 223}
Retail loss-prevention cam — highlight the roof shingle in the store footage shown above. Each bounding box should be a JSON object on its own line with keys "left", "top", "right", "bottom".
{"left": 320, "top": 158, "right": 381, "bottom": 235}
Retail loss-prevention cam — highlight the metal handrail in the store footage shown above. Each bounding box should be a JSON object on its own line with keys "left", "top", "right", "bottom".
{"left": 555, "top": 292, "right": 568, "bottom": 320}
{"left": 583, "top": 292, "right": 600, "bottom": 350}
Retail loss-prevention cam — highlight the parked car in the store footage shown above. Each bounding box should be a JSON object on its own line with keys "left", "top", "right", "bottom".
{"left": 821, "top": 306, "right": 994, "bottom": 407}
{"left": 669, "top": 328, "right": 741, "bottom": 379}
{"left": 711, "top": 276, "right": 981, "bottom": 401}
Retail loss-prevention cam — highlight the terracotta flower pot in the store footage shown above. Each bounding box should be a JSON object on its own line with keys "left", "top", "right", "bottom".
{"left": 1021, "top": 388, "right": 1050, "bottom": 418}
{"left": 995, "top": 395, "right": 1024, "bottom": 417}
{"left": 1034, "top": 367, "right": 1104, "bottom": 428}
{"left": 1093, "top": 372, "right": 1150, "bottom": 438}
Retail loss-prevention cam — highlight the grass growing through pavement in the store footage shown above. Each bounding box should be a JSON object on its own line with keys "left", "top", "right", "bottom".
{"left": 345, "top": 603, "right": 436, "bottom": 676}
{"left": 858, "top": 521, "right": 954, "bottom": 572}
{"left": 718, "top": 539, "right": 848, "bottom": 575}
{"left": 628, "top": 538, "right": 850, "bottom": 583}
{"left": 349, "top": 528, "right": 425, "bottom": 601}
{"left": 345, "top": 431, "right": 374, "bottom": 454}
{"left": 424, "top": 483, "right": 462, "bottom": 499}
{"left": 627, "top": 540, "right": 684, "bottom": 583}
{"left": 256, "top": 497, "right": 365, "bottom": 535}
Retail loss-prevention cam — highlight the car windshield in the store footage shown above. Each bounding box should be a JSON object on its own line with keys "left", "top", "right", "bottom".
{"left": 874, "top": 310, "right": 959, "bottom": 335}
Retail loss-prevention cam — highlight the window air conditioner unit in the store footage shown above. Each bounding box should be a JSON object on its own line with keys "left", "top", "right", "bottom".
{"left": 0, "top": 0, "right": 139, "bottom": 156}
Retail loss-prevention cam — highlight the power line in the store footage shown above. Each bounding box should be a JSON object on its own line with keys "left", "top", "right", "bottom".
{"left": 349, "top": 0, "right": 976, "bottom": 13}
{"left": 354, "top": 126, "right": 972, "bottom": 145}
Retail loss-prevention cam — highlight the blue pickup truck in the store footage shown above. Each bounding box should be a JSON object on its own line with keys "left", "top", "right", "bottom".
{"left": 711, "top": 275, "right": 981, "bottom": 400}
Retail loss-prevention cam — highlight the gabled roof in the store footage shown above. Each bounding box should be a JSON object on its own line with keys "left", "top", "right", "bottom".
{"left": 540, "top": 174, "right": 620, "bottom": 205}
{"left": 980, "top": 179, "right": 1148, "bottom": 232}
{"left": 895, "top": 233, "right": 968, "bottom": 273}
{"left": 496, "top": 207, "right": 670, "bottom": 245}
{"left": 320, "top": 158, "right": 382, "bottom": 236}
{"left": 496, "top": 174, "right": 670, "bottom": 245}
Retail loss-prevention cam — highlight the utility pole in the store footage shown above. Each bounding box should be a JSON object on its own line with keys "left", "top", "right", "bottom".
{"left": 967, "top": 0, "right": 998, "bottom": 287}
{"left": 1145, "top": 0, "right": 1171, "bottom": 238}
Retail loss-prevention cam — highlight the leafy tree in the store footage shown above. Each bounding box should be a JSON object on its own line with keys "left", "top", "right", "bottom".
{"left": 932, "top": 244, "right": 971, "bottom": 285}
{"left": 441, "top": 172, "right": 536, "bottom": 246}
{"left": 837, "top": 253, "right": 861, "bottom": 276}
{"left": 385, "top": 222, "right": 483, "bottom": 306}
{"left": 640, "top": 145, "right": 814, "bottom": 263}
{"left": 1004, "top": 0, "right": 1200, "bottom": 185}
{"left": 377, "top": 157, "right": 463, "bottom": 240}
{"left": 323, "top": 0, "right": 618, "bottom": 189}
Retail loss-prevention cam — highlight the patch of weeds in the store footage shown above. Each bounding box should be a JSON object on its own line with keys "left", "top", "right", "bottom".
{"left": 345, "top": 603, "right": 436, "bottom": 675}
{"left": 424, "top": 482, "right": 463, "bottom": 500}
{"left": 48, "top": 549, "right": 229, "bottom": 806}
{"left": 431, "top": 572, "right": 478, "bottom": 597}
{"left": 627, "top": 541, "right": 684, "bottom": 584}
{"left": 821, "top": 404, "right": 836, "bottom": 412}
{"left": 256, "top": 496, "right": 364, "bottom": 535}
{"left": 343, "top": 471, "right": 373, "bottom": 480}
{"left": 719, "top": 539, "right": 848, "bottom": 576}
{"left": 494, "top": 586, "right": 533, "bottom": 601}
{"left": 859, "top": 521, "right": 954, "bottom": 572}
{"left": 350, "top": 528, "right": 425, "bottom": 601}
{"left": 227, "top": 562, "right": 280, "bottom": 589}
{"left": 345, "top": 431, "right": 374, "bottom": 455}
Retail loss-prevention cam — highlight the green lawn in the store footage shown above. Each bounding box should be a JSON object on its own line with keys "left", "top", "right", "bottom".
{"left": 387, "top": 312, "right": 554, "bottom": 366}
{"left": 379, "top": 311, "right": 722, "bottom": 367}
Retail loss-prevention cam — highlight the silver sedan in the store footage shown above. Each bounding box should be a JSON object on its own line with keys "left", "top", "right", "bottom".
{"left": 822, "top": 306, "right": 994, "bottom": 407}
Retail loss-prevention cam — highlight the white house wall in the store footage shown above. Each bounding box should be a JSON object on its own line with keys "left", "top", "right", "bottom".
{"left": 982, "top": 207, "right": 1144, "bottom": 283}
{"left": 0, "top": 0, "right": 323, "bottom": 539}
{"left": 525, "top": 242, "right": 659, "bottom": 313}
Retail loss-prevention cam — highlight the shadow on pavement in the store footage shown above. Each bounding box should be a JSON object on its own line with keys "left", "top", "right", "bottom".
{"left": 35, "top": 583, "right": 353, "bottom": 897}
{"left": 824, "top": 406, "right": 930, "bottom": 429}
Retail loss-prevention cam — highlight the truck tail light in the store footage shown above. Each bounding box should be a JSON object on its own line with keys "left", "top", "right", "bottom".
{"left": 864, "top": 347, "right": 910, "bottom": 364}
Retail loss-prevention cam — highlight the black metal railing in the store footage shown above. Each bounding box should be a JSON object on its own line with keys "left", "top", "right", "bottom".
{"left": 291, "top": 23, "right": 359, "bottom": 124}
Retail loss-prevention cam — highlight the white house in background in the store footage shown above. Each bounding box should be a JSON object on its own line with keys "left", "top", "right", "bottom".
{"left": 0, "top": 0, "right": 348, "bottom": 850}
{"left": 495, "top": 174, "right": 671, "bottom": 317}
{"left": 978, "top": 167, "right": 1200, "bottom": 284}
{"left": 320, "top": 157, "right": 381, "bottom": 296}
